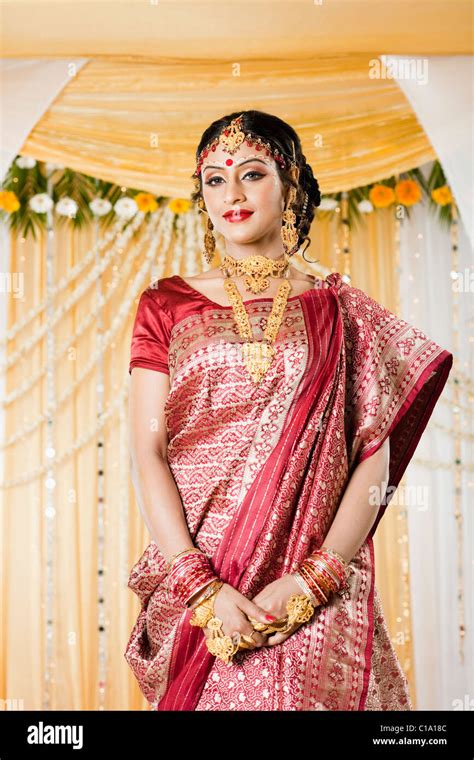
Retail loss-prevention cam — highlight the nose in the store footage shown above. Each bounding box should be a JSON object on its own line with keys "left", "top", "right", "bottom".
{"left": 223, "top": 174, "right": 246, "bottom": 205}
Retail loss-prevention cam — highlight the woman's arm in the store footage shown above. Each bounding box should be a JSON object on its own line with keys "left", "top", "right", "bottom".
{"left": 129, "top": 366, "right": 274, "bottom": 633}
{"left": 128, "top": 367, "right": 195, "bottom": 564}
{"left": 251, "top": 436, "right": 391, "bottom": 646}
{"left": 322, "top": 436, "right": 390, "bottom": 563}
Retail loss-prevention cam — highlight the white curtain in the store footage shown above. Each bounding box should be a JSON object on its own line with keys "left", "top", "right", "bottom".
{"left": 381, "top": 55, "right": 474, "bottom": 249}
{"left": 0, "top": 59, "right": 88, "bottom": 180}
{"left": 399, "top": 163, "right": 473, "bottom": 709}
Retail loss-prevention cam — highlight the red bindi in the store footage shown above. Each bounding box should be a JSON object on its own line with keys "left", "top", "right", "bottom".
{"left": 225, "top": 158, "right": 233, "bottom": 166}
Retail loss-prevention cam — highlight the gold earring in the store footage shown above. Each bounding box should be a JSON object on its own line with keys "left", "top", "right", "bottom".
{"left": 204, "top": 217, "right": 216, "bottom": 265}
{"left": 198, "top": 197, "right": 216, "bottom": 265}
{"left": 281, "top": 185, "right": 299, "bottom": 256}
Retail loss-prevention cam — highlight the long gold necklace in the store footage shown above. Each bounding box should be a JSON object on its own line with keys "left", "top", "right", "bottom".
{"left": 220, "top": 256, "right": 291, "bottom": 383}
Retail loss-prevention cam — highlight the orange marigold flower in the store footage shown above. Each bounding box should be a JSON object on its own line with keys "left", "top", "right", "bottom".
{"left": 395, "top": 179, "right": 422, "bottom": 206}
{"left": 0, "top": 190, "right": 20, "bottom": 213}
{"left": 431, "top": 185, "right": 453, "bottom": 206}
{"left": 134, "top": 192, "right": 158, "bottom": 213}
{"left": 168, "top": 198, "right": 191, "bottom": 214}
{"left": 369, "top": 184, "right": 395, "bottom": 208}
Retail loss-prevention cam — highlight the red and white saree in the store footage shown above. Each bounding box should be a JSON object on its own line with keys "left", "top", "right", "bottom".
{"left": 124, "top": 271, "right": 452, "bottom": 711}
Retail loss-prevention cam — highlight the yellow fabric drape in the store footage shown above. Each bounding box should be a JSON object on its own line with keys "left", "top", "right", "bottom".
{"left": 0, "top": 209, "right": 415, "bottom": 709}
{"left": 2, "top": 0, "right": 471, "bottom": 59}
{"left": 13, "top": 55, "right": 439, "bottom": 197}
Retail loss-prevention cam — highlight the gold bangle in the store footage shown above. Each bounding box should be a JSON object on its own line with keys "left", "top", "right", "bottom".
{"left": 320, "top": 545, "right": 349, "bottom": 567}
{"left": 188, "top": 579, "right": 223, "bottom": 611}
{"left": 189, "top": 586, "right": 222, "bottom": 628}
{"left": 166, "top": 547, "right": 203, "bottom": 571}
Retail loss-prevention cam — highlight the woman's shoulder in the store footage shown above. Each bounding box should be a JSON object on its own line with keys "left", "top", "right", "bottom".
{"left": 136, "top": 276, "right": 183, "bottom": 323}
{"left": 141, "top": 275, "right": 182, "bottom": 302}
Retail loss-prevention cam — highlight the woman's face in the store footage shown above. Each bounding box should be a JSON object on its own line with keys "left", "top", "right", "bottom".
{"left": 200, "top": 143, "right": 289, "bottom": 249}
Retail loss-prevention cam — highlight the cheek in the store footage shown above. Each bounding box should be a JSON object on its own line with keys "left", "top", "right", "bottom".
{"left": 253, "top": 176, "right": 284, "bottom": 210}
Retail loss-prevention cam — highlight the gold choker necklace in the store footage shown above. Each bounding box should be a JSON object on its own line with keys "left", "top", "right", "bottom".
{"left": 219, "top": 253, "right": 290, "bottom": 294}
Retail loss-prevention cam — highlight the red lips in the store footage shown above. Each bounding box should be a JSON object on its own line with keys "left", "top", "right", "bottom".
{"left": 223, "top": 209, "right": 254, "bottom": 218}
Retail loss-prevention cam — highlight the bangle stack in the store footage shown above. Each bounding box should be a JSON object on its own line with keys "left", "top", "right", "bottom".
{"left": 293, "top": 545, "right": 348, "bottom": 605}
{"left": 165, "top": 547, "right": 219, "bottom": 608}
{"left": 165, "top": 545, "right": 349, "bottom": 666}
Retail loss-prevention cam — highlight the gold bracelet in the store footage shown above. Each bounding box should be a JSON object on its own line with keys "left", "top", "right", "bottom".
{"left": 320, "top": 545, "right": 349, "bottom": 567}
{"left": 166, "top": 547, "right": 203, "bottom": 572}
{"left": 189, "top": 586, "right": 221, "bottom": 628}
{"left": 189, "top": 585, "right": 241, "bottom": 664}
{"left": 188, "top": 579, "right": 224, "bottom": 611}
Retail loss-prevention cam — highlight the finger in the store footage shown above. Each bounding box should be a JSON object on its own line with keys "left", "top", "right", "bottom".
{"left": 236, "top": 614, "right": 267, "bottom": 647}
{"left": 242, "top": 600, "right": 276, "bottom": 627}
{"left": 246, "top": 630, "right": 267, "bottom": 647}
{"left": 263, "top": 631, "right": 289, "bottom": 647}
{"left": 264, "top": 623, "right": 301, "bottom": 647}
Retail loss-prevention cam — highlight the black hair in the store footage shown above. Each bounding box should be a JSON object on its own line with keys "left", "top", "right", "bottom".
{"left": 190, "top": 109, "right": 321, "bottom": 257}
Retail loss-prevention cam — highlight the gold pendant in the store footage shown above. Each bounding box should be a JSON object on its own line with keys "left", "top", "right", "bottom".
{"left": 241, "top": 341, "right": 275, "bottom": 384}
{"left": 223, "top": 276, "right": 291, "bottom": 384}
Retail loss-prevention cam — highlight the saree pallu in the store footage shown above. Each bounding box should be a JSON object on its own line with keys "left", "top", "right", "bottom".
{"left": 125, "top": 272, "right": 453, "bottom": 710}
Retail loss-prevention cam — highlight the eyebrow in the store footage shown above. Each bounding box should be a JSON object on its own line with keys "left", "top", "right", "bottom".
{"left": 202, "top": 158, "right": 269, "bottom": 173}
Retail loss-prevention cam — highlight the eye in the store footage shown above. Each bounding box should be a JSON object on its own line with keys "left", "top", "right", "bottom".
{"left": 243, "top": 170, "right": 264, "bottom": 180}
{"left": 204, "top": 176, "right": 224, "bottom": 186}
{"left": 204, "top": 170, "right": 264, "bottom": 186}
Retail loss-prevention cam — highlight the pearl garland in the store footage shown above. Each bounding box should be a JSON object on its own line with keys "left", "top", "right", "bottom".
{"left": 1, "top": 210, "right": 162, "bottom": 413}
{"left": 1, "top": 211, "right": 145, "bottom": 373}
{"left": 0, "top": 216, "right": 128, "bottom": 345}
{"left": 450, "top": 208, "right": 466, "bottom": 663}
{"left": 44, "top": 174, "right": 55, "bottom": 709}
{"left": 391, "top": 195, "right": 412, "bottom": 691}
{"left": 95, "top": 215, "right": 107, "bottom": 710}
{"left": 1, "top": 213, "right": 165, "bottom": 488}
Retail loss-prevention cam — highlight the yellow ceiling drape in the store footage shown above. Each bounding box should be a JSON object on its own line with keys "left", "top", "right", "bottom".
{"left": 2, "top": 0, "right": 472, "bottom": 59}
{"left": 5, "top": 0, "right": 471, "bottom": 196}
{"left": 3, "top": 1, "right": 471, "bottom": 194}
{"left": 16, "top": 55, "right": 438, "bottom": 197}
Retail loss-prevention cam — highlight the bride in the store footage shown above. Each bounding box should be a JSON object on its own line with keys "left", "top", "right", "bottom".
{"left": 124, "top": 109, "right": 453, "bottom": 711}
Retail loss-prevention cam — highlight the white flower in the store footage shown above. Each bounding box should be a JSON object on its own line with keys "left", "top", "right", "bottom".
{"left": 29, "top": 193, "right": 54, "bottom": 213}
{"left": 319, "top": 197, "right": 338, "bottom": 211}
{"left": 89, "top": 197, "right": 112, "bottom": 217}
{"left": 45, "top": 162, "right": 64, "bottom": 176}
{"left": 114, "top": 197, "right": 138, "bottom": 220}
{"left": 56, "top": 196, "right": 78, "bottom": 218}
{"left": 358, "top": 199, "right": 374, "bottom": 213}
{"left": 16, "top": 156, "right": 37, "bottom": 169}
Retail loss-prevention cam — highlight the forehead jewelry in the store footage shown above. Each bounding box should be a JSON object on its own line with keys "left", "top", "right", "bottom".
{"left": 193, "top": 114, "right": 297, "bottom": 178}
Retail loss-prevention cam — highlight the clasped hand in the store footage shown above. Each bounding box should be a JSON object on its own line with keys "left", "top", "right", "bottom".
{"left": 202, "top": 574, "right": 305, "bottom": 649}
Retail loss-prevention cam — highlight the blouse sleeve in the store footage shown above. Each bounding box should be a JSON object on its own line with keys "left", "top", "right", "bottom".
{"left": 129, "top": 288, "right": 172, "bottom": 376}
{"left": 337, "top": 280, "right": 453, "bottom": 534}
